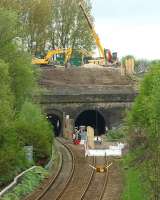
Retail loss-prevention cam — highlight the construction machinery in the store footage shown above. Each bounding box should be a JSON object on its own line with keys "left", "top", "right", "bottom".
{"left": 32, "top": 47, "right": 92, "bottom": 67}
{"left": 79, "top": 2, "right": 118, "bottom": 66}
{"left": 70, "top": 48, "right": 93, "bottom": 66}
{"left": 32, "top": 48, "right": 72, "bottom": 66}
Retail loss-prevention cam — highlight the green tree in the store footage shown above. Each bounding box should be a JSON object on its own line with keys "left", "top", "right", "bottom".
{"left": 50, "top": 0, "right": 94, "bottom": 50}
{"left": 127, "top": 64, "right": 160, "bottom": 200}
{"left": 0, "top": 8, "right": 38, "bottom": 111}
{"left": 0, "top": 8, "right": 53, "bottom": 185}
{"left": 15, "top": 102, "right": 53, "bottom": 164}
{"left": 19, "top": 0, "right": 52, "bottom": 52}
{"left": 8, "top": 51, "right": 37, "bottom": 110}
{"left": 0, "top": 60, "right": 13, "bottom": 125}
{"left": 0, "top": 8, "right": 18, "bottom": 47}
{"left": 0, "top": 0, "right": 95, "bottom": 53}
{"left": 0, "top": 60, "right": 27, "bottom": 185}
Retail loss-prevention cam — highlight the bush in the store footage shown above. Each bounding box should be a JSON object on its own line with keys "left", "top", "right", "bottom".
{"left": 106, "top": 126, "right": 126, "bottom": 140}
{"left": 15, "top": 102, "right": 53, "bottom": 165}
{"left": 1, "top": 166, "right": 49, "bottom": 200}
{"left": 0, "top": 60, "right": 28, "bottom": 186}
{"left": 0, "top": 144, "right": 28, "bottom": 186}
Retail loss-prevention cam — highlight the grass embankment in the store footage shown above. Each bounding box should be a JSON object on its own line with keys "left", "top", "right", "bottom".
{"left": 1, "top": 145, "right": 59, "bottom": 200}
{"left": 121, "top": 151, "right": 149, "bottom": 200}
{"left": 1, "top": 167, "right": 48, "bottom": 200}
{"left": 106, "top": 128, "right": 147, "bottom": 199}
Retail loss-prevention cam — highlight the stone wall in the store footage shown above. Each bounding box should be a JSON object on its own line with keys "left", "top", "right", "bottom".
{"left": 37, "top": 67, "right": 138, "bottom": 136}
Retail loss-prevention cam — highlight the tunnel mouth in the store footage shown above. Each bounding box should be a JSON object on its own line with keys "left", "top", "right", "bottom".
{"left": 75, "top": 110, "right": 106, "bottom": 136}
{"left": 47, "top": 114, "right": 61, "bottom": 137}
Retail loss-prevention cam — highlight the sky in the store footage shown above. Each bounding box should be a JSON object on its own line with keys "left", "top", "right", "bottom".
{"left": 91, "top": 0, "right": 160, "bottom": 60}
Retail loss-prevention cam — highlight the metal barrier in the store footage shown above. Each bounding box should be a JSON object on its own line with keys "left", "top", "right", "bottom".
{"left": 0, "top": 166, "right": 37, "bottom": 197}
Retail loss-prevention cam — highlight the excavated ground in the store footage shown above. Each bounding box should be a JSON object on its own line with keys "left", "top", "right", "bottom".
{"left": 39, "top": 65, "right": 136, "bottom": 94}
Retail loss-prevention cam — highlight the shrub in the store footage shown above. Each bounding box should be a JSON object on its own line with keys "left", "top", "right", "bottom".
{"left": 1, "top": 166, "right": 49, "bottom": 200}
{"left": 15, "top": 102, "right": 53, "bottom": 165}
{"left": 106, "top": 126, "right": 126, "bottom": 140}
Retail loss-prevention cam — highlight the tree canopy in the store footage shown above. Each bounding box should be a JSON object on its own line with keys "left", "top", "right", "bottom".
{"left": 127, "top": 63, "right": 160, "bottom": 200}
{"left": 0, "top": 0, "right": 95, "bottom": 53}
{"left": 0, "top": 8, "right": 53, "bottom": 186}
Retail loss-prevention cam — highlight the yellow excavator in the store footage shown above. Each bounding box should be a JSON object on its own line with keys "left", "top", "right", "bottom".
{"left": 32, "top": 48, "right": 72, "bottom": 66}
{"left": 79, "top": 2, "right": 118, "bottom": 66}
{"left": 32, "top": 47, "right": 92, "bottom": 67}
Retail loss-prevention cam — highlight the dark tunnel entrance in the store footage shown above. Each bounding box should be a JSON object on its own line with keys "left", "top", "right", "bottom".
{"left": 47, "top": 114, "right": 61, "bottom": 137}
{"left": 75, "top": 110, "right": 106, "bottom": 135}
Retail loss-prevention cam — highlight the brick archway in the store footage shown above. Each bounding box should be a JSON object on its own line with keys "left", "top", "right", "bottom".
{"left": 75, "top": 109, "right": 107, "bottom": 135}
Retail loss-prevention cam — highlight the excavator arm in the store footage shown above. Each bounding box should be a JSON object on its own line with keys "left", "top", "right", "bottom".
{"left": 32, "top": 48, "right": 72, "bottom": 65}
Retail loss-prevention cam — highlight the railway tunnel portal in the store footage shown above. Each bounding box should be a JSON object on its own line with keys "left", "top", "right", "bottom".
{"left": 37, "top": 67, "right": 137, "bottom": 137}
{"left": 75, "top": 110, "right": 106, "bottom": 136}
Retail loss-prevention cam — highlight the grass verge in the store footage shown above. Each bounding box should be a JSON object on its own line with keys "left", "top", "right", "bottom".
{"left": 121, "top": 151, "right": 149, "bottom": 200}
{"left": 1, "top": 166, "right": 48, "bottom": 200}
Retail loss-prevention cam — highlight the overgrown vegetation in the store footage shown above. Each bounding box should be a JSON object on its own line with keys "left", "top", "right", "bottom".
{"left": 122, "top": 62, "right": 160, "bottom": 200}
{"left": 106, "top": 126, "right": 126, "bottom": 141}
{"left": 1, "top": 167, "right": 48, "bottom": 200}
{"left": 15, "top": 102, "right": 53, "bottom": 164}
{"left": 0, "top": 8, "right": 53, "bottom": 187}
{"left": 121, "top": 149, "right": 150, "bottom": 200}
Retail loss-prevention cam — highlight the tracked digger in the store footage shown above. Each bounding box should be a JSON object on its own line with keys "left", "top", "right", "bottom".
{"left": 32, "top": 47, "right": 93, "bottom": 67}
{"left": 32, "top": 48, "right": 73, "bottom": 67}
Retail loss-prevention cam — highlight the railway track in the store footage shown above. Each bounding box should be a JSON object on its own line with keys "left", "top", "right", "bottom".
{"left": 80, "top": 156, "right": 109, "bottom": 200}
{"left": 101, "top": 159, "right": 123, "bottom": 200}
{"left": 25, "top": 138, "right": 111, "bottom": 200}
{"left": 55, "top": 140, "right": 95, "bottom": 200}
{"left": 26, "top": 138, "right": 75, "bottom": 200}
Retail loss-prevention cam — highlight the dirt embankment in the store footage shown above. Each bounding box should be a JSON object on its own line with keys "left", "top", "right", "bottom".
{"left": 40, "top": 66, "right": 135, "bottom": 93}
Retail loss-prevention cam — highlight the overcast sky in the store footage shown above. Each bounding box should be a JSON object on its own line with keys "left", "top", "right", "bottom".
{"left": 91, "top": 0, "right": 160, "bottom": 60}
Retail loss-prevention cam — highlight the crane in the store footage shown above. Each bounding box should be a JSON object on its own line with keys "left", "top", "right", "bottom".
{"left": 79, "top": 2, "right": 117, "bottom": 65}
